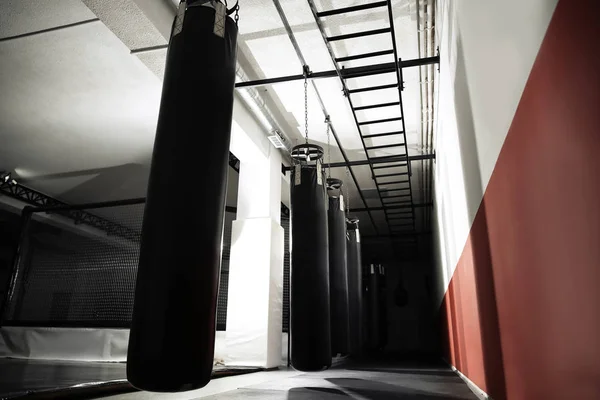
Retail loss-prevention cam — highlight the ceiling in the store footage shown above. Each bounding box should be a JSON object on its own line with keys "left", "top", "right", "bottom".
{"left": 0, "top": 0, "right": 437, "bottom": 259}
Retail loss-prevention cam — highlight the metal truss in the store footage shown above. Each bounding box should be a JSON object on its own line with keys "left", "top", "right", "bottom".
{"left": 1, "top": 152, "right": 242, "bottom": 240}
{"left": 0, "top": 180, "right": 143, "bottom": 241}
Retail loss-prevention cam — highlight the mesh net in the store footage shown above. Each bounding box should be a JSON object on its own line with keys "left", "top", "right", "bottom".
{"left": 4, "top": 203, "right": 144, "bottom": 327}
{"left": 2, "top": 200, "right": 289, "bottom": 331}
{"left": 2, "top": 202, "right": 238, "bottom": 329}
{"left": 282, "top": 206, "right": 290, "bottom": 333}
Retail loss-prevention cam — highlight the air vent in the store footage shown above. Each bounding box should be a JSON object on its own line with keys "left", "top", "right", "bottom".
{"left": 268, "top": 131, "right": 287, "bottom": 149}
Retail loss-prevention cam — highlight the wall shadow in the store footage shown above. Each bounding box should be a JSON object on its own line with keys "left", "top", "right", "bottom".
{"left": 18, "top": 163, "right": 150, "bottom": 204}
{"left": 322, "top": 378, "right": 470, "bottom": 400}
{"left": 451, "top": 31, "right": 507, "bottom": 399}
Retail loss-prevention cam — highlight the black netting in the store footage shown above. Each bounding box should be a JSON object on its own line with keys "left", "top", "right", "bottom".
{"left": 3, "top": 203, "right": 144, "bottom": 327}
{"left": 282, "top": 205, "right": 290, "bottom": 333}
{"left": 2, "top": 201, "right": 237, "bottom": 330}
{"left": 216, "top": 211, "right": 235, "bottom": 331}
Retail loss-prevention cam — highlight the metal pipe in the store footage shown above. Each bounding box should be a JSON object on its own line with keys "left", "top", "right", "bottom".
{"left": 352, "top": 203, "right": 433, "bottom": 213}
{"left": 27, "top": 197, "right": 146, "bottom": 213}
{"left": 283, "top": 153, "right": 435, "bottom": 171}
{"left": 234, "top": 56, "right": 440, "bottom": 88}
{"left": 362, "top": 231, "right": 432, "bottom": 240}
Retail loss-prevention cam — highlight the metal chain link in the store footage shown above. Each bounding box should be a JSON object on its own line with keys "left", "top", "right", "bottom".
{"left": 235, "top": 2, "right": 239, "bottom": 24}
{"left": 304, "top": 76, "right": 308, "bottom": 143}
{"left": 325, "top": 116, "right": 331, "bottom": 178}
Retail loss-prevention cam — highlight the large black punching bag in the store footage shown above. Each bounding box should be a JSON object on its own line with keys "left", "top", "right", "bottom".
{"left": 378, "top": 265, "right": 388, "bottom": 349}
{"left": 127, "top": 1, "right": 238, "bottom": 392}
{"left": 290, "top": 158, "right": 331, "bottom": 371}
{"left": 346, "top": 217, "right": 363, "bottom": 357}
{"left": 368, "top": 264, "right": 380, "bottom": 350}
{"left": 326, "top": 182, "right": 349, "bottom": 356}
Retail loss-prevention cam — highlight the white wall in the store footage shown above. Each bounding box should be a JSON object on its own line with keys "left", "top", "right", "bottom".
{"left": 432, "top": 0, "right": 558, "bottom": 304}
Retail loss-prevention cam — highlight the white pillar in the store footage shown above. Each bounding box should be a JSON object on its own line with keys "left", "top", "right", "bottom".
{"left": 225, "top": 120, "right": 284, "bottom": 367}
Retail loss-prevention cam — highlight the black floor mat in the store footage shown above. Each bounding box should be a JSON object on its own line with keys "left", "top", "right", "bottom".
{"left": 0, "top": 359, "right": 262, "bottom": 399}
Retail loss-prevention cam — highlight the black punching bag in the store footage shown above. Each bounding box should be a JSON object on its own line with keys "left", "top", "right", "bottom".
{"left": 378, "top": 265, "right": 388, "bottom": 349}
{"left": 327, "top": 189, "right": 349, "bottom": 355}
{"left": 368, "top": 264, "right": 380, "bottom": 350}
{"left": 127, "top": 1, "right": 238, "bottom": 392}
{"left": 291, "top": 161, "right": 331, "bottom": 371}
{"left": 346, "top": 217, "right": 363, "bottom": 357}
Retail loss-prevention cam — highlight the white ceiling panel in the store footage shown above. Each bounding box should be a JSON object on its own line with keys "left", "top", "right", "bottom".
{"left": 0, "top": 21, "right": 161, "bottom": 202}
{"left": 82, "top": 0, "right": 167, "bottom": 51}
{"left": 0, "top": 0, "right": 96, "bottom": 39}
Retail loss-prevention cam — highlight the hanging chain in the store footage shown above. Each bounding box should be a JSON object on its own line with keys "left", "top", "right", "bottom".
{"left": 304, "top": 76, "right": 309, "bottom": 144}
{"left": 325, "top": 116, "right": 331, "bottom": 178}
{"left": 234, "top": 1, "right": 239, "bottom": 24}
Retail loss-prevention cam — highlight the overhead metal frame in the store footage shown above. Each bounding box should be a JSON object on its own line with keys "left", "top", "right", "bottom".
{"left": 305, "top": 0, "right": 416, "bottom": 236}
{"left": 264, "top": 0, "right": 440, "bottom": 240}
{"left": 282, "top": 153, "right": 435, "bottom": 171}
{"left": 271, "top": 0, "right": 380, "bottom": 233}
{"left": 234, "top": 56, "right": 439, "bottom": 88}
{"left": 0, "top": 181, "right": 143, "bottom": 241}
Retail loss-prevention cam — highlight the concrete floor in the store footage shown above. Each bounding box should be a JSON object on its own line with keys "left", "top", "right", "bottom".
{"left": 190, "top": 361, "right": 480, "bottom": 400}
{"left": 0, "top": 358, "right": 479, "bottom": 399}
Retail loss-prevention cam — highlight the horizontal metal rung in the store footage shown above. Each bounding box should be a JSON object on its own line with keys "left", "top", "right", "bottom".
{"left": 381, "top": 194, "right": 410, "bottom": 200}
{"left": 370, "top": 154, "right": 409, "bottom": 163}
{"left": 376, "top": 180, "right": 408, "bottom": 185}
{"left": 355, "top": 101, "right": 400, "bottom": 111}
{"left": 362, "top": 131, "right": 404, "bottom": 139}
{"left": 373, "top": 163, "right": 408, "bottom": 169}
{"left": 348, "top": 83, "right": 397, "bottom": 94}
{"left": 317, "top": 1, "right": 388, "bottom": 17}
{"left": 336, "top": 49, "right": 394, "bottom": 63}
{"left": 375, "top": 172, "right": 409, "bottom": 178}
{"left": 327, "top": 27, "right": 391, "bottom": 42}
{"left": 359, "top": 117, "right": 402, "bottom": 126}
{"left": 383, "top": 198, "right": 411, "bottom": 202}
{"left": 383, "top": 190, "right": 411, "bottom": 195}
{"left": 365, "top": 144, "right": 405, "bottom": 151}
{"left": 384, "top": 201, "right": 412, "bottom": 206}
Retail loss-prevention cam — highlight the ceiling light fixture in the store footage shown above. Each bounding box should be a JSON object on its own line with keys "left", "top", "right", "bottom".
{"left": 0, "top": 171, "right": 17, "bottom": 186}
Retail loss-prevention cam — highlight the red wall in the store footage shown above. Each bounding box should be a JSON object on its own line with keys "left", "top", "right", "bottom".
{"left": 441, "top": 0, "right": 600, "bottom": 398}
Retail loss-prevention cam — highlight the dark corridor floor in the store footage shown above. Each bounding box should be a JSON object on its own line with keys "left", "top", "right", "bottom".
{"left": 197, "top": 360, "right": 479, "bottom": 400}
{"left": 0, "top": 358, "right": 479, "bottom": 399}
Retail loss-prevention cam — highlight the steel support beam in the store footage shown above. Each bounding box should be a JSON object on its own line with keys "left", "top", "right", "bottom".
{"left": 351, "top": 202, "right": 433, "bottom": 213}
{"left": 283, "top": 153, "right": 434, "bottom": 171}
{"left": 234, "top": 56, "right": 440, "bottom": 89}
{"left": 362, "top": 231, "right": 432, "bottom": 240}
